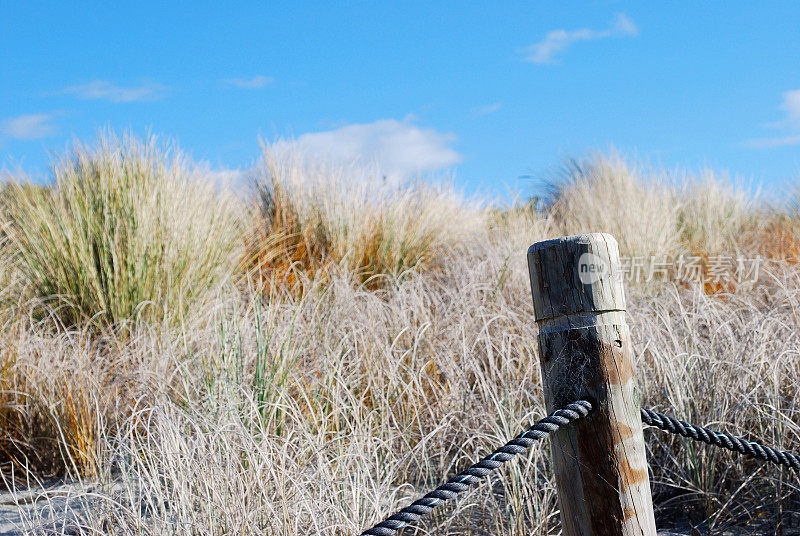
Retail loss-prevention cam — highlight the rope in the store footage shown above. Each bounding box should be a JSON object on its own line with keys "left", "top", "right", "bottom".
{"left": 641, "top": 407, "right": 800, "bottom": 471}
{"left": 359, "top": 400, "right": 592, "bottom": 536}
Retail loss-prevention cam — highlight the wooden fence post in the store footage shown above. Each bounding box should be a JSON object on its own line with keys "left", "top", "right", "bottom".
{"left": 527, "top": 233, "right": 657, "bottom": 536}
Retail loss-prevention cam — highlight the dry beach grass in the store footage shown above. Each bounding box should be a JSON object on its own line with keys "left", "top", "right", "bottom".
{"left": 0, "top": 134, "right": 798, "bottom": 534}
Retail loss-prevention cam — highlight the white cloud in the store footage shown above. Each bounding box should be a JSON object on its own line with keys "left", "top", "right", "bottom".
{"left": 524, "top": 13, "right": 638, "bottom": 64}
{"left": 747, "top": 89, "right": 800, "bottom": 148}
{"left": 62, "top": 80, "right": 166, "bottom": 102}
{"left": 472, "top": 102, "right": 503, "bottom": 116}
{"left": 746, "top": 135, "right": 800, "bottom": 148}
{"left": 277, "top": 118, "right": 462, "bottom": 179}
{"left": 779, "top": 89, "right": 800, "bottom": 126}
{"left": 0, "top": 113, "right": 57, "bottom": 140}
{"left": 200, "top": 167, "right": 248, "bottom": 192}
{"left": 222, "top": 75, "right": 273, "bottom": 89}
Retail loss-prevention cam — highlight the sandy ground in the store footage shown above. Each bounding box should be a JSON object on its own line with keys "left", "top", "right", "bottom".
{"left": 0, "top": 482, "right": 99, "bottom": 536}
{"left": 0, "top": 482, "right": 797, "bottom": 535}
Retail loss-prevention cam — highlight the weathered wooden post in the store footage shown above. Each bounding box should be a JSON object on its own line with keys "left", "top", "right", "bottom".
{"left": 527, "top": 233, "right": 657, "bottom": 536}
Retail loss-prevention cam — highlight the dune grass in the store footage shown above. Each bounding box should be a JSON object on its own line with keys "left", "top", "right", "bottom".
{"left": 0, "top": 134, "right": 242, "bottom": 328}
{"left": 545, "top": 153, "right": 682, "bottom": 259}
{"left": 544, "top": 153, "right": 763, "bottom": 260}
{"left": 0, "top": 139, "right": 798, "bottom": 535}
{"left": 244, "top": 145, "right": 481, "bottom": 290}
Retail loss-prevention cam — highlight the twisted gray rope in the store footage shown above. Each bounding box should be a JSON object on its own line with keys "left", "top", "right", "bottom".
{"left": 360, "top": 400, "right": 592, "bottom": 536}
{"left": 641, "top": 407, "right": 800, "bottom": 471}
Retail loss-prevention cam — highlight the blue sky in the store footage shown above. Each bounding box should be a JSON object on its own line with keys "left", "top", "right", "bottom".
{"left": 2, "top": 2, "right": 800, "bottom": 199}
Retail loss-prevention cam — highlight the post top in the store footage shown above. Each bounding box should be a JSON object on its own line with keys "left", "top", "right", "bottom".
{"left": 527, "top": 233, "right": 626, "bottom": 322}
{"left": 526, "top": 232, "right": 616, "bottom": 256}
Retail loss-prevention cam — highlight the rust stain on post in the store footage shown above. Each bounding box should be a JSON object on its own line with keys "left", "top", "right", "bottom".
{"left": 605, "top": 345, "right": 634, "bottom": 385}
{"left": 528, "top": 233, "right": 657, "bottom": 536}
{"left": 615, "top": 422, "right": 636, "bottom": 442}
{"left": 620, "top": 455, "right": 649, "bottom": 485}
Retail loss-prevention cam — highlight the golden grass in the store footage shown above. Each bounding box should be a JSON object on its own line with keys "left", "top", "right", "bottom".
{"left": 0, "top": 141, "right": 799, "bottom": 534}
{"left": 243, "top": 145, "right": 483, "bottom": 291}
{"left": 0, "top": 325, "right": 22, "bottom": 478}
{"left": 59, "top": 377, "right": 101, "bottom": 479}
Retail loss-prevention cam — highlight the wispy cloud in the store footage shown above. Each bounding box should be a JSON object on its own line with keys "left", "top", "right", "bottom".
{"left": 0, "top": 113, "right": 57, "bottom": 140}
{"left": 198, "top": 167, "right": 247, "bottom": 191}
{"left": 746, "top": 135, "right": 800, "bottom": 149}
{"left": 62, "top": 80, "right": 166, "bottom": 102}
{"left": 524, "top": 13, "right": 638, "bottom": 64}
{"left": 471, "top": 102, "right": 503, "bottom": 116}
{"left": 746, "top": 90, "right": 800, "bottom": 148}
{"left": 276, "top": 118, "right": 462, "bottom": 179}
{"left": 222, "top": 75, "right": 273, "bottom": 89}
{"left": 778, "top": 89, "right": 800, "bottom": 126}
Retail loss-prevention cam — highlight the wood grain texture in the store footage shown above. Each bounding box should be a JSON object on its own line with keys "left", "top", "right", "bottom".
{"left": 528, "top": 233, "right": 657, "bottom": 536}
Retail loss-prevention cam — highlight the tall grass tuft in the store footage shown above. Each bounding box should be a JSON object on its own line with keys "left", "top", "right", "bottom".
{"left": 545, "top": 153, "right": 681, "bottom": 259}
{"left": 244, "top": 145, "right": 482, "bottom": 289}
{"left": 675, "top": 170, "right": 759, "bottom": 256}
{"left": 0, "top": 134, "right": 242, "bottom": 328}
